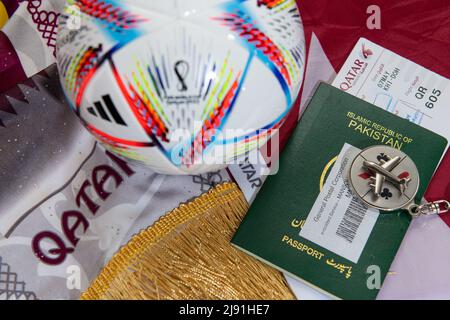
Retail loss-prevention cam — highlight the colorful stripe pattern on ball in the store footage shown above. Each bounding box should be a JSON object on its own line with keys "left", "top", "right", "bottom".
{"left": 73, "top": 0, "right": 146, "bottom": 32}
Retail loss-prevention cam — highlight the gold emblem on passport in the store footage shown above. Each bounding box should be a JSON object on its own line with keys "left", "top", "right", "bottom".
{"left": 349, "top": 145, "right": 420, "bottom": 212}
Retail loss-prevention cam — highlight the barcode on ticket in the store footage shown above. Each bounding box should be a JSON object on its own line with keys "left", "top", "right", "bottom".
{"left": 301, "top": 144, "right": 380, "bottom": 263}
{"left": 336, "top": 198, "right": 368, "bottom": 243}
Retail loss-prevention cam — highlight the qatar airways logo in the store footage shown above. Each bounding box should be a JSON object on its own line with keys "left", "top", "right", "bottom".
{"left": 361, "top": 44, "right": 374, "bottom": 59}
{"left": 339, "top": 44, "right": 373, "bottom": 92}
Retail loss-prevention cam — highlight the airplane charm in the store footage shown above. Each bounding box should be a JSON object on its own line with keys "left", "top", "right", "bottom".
{"left": 349, "top": 145, "right": 448, "bottom": 217}
{"left": 362, "top": 155, "right": 411, "bottom": 197}
{"left": 348, "top": 145, "right": 420, "bottom": 212}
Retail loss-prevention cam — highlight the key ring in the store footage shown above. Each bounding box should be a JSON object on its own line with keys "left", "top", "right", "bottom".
{"left": 408, "top": 200, "right": 450, "bottom": 218}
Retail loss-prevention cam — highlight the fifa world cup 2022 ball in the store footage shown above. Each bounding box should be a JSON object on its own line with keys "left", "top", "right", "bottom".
{"left": 56, "top": 0, "right": 305, "bottom": 175}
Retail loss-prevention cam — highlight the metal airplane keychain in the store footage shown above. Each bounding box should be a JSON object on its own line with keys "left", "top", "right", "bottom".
{"left": 348, "top": 145, "right": 449, "bottom": 217}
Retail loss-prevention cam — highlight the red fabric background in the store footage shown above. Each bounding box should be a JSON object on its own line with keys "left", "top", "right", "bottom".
{"left": 282, "top": 0, "right": 450, "bottom": 225}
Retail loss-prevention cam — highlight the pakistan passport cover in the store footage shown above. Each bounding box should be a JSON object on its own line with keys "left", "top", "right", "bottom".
{"left": 231, "top": 83, "right": 447, "bottom": 300}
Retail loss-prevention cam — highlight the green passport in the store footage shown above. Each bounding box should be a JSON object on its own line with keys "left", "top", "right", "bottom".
{"left": 231, "top": 83, "right": 447, "bottom": 300}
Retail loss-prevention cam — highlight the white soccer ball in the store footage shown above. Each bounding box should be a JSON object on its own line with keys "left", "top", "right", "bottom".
{"left": 56, "top": 0, "right": 305, "bottom": 174}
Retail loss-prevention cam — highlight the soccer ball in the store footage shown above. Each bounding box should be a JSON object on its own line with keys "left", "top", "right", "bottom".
{"left": 56, "top": 0, "right": 305, "bottom": 175}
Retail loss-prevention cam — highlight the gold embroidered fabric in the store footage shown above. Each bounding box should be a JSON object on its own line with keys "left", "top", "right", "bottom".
{"left": 82, "top": 182, "right": 295, "bottom": 300}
